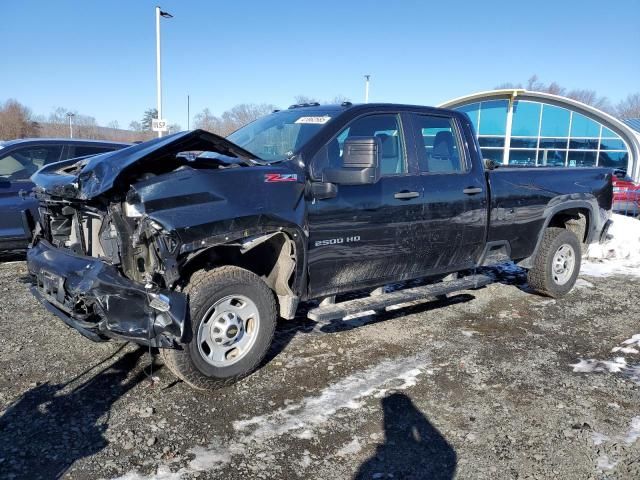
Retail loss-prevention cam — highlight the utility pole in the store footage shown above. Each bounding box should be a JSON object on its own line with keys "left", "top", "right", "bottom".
{"left": 155, "top": 7, "right": 173, "bottom": 137}
{"left": 364, "top": 75, "right": 371, "bottom": 103}
{"left": 66, "top": 112, "right": 75, "bottom": 138}
{"left": 187, "top": 94, "right": 190, "bottom": 130}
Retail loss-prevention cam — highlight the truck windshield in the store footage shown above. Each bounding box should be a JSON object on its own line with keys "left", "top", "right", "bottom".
{"left": 226, "top": 110, "right": 335, "bottom": 162}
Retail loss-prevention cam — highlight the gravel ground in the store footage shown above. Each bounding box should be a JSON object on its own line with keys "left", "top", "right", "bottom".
{"left": 1, "top": 255, "right": 639, "bottom": 480}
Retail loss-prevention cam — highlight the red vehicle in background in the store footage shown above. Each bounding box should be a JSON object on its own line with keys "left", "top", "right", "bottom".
{"left": 613, "top": 170, "right": 640, "bottom": 216}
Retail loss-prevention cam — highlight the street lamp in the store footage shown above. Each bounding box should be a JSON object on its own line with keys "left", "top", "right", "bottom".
{"left": 66, "top": 112, "right": 75, "bottom": 138}
{"left": 364, "top": 75, "right": 371, "bottom": 103}
{"left": 155, "top": 6, "right": 173, "bottom": 138}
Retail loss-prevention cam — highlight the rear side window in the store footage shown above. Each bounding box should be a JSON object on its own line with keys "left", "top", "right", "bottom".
{"left": 0, "top": 145, "right": 63, "bottom": 180}
{"left": 328, "top": 114, "right": 407, "bottom": 176}
{"left": 67, "top": 145, "right": 117, "bottom": 159}
{"left": 411, "top": 115, "right": 466, "bottom": 174}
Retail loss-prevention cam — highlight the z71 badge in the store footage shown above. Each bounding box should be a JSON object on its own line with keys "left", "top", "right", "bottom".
{"left": 265, "top": 173, "right": 298, "bottom": 182}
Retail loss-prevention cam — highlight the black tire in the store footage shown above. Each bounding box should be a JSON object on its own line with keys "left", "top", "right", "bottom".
{"left": 161, "top": 266, "right": 277, "bottom": 391}
{"left": 527, "top": 227, "right": 581, "bottom": 298}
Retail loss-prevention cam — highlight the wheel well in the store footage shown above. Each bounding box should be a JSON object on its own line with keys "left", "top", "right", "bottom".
{"left": 547, "top": 208, "right": 590, "bottom": 244}
{"left": 180, "top": 232, "right": 298, "bottom": 318}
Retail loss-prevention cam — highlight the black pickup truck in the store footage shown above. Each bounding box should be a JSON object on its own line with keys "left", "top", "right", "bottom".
{"left": 26, "top": 103, "right": 613, "bottom": 390}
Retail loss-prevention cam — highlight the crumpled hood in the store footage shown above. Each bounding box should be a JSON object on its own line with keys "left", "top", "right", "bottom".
{"left": 31, "top": 129, "right": 258, "bottom": 200}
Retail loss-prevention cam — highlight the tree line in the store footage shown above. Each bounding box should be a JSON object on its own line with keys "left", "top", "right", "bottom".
{"left": 1, "top": 82, "right": 638, "bottom": 142}
{"left": 496, "top": 75, "right": 640, "bottom": 118}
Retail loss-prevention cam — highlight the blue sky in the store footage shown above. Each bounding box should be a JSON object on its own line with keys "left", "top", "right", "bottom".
{"left": 2, "top": 0, "right": 639, "bottom": 128}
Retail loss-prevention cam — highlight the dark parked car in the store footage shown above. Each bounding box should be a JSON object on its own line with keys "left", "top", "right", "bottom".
{"left": 26, "top": 103, "right": 613, "bottom": 390}
{"left": 0, "top": 138, "right": 129, "bottom": 250}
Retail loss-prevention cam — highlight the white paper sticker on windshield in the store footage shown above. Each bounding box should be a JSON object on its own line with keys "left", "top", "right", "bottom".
{"left": 295, "top": 116, "right": 331, "bottom": 125}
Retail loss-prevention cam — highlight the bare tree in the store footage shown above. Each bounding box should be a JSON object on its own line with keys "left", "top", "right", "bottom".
{"left": 293, "top": 95, "right": 320, "bottom": 104}
{"left": 220, "top": 104, "right": 275, "bottom": 133}
{"left": 565, "top": 89, "right": 612, "bottom": 113}
{"left": 294, "top": 95, "right": 351, "bottom": 105}
{"left": 193, "top": 104, "right": 274, "bottom": 136}
{"left": 193, "top": 108, "right": 222, "bottom": 132}
{"left": 495, "top": 82, "right": 522, "bottom": 89}
{"left": 495, "top": 75, "right": 612, "bottom": 112}
{"left": 616, "top": 93, "right": 640, "bottom": 120}
{"left": 526, "top": 75, "right": 545, "bottom": 91}
{"left": 0, "top": 99, "right": 40, "bottom": 140}
{"left": 330, "top": 95, "right": 351, "bottom": 104}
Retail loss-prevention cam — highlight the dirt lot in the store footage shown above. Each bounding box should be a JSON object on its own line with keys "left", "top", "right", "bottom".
{"left": 1, "top": 255, "right": 639, "bottom": 480}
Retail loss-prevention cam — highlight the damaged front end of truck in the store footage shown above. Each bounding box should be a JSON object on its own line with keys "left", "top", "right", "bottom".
{"left": 26, "top": 129, "right": 305, "bottom": 347}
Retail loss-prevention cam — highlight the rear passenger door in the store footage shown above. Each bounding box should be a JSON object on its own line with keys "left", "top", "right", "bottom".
{"left": 307, "top": 113, "right": 424, "bottom": 297}
{"left": 407, "top": 112, "right": 488, "bottom": 272}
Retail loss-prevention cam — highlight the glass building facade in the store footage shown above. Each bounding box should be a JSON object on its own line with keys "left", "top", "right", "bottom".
{"left": 454, "top": 99, "right": 629, "bottom": 170}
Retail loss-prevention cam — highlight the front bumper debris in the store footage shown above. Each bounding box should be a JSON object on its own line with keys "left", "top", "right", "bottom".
{"left": 27, "top": 239, "right": 187, "bottom": 347}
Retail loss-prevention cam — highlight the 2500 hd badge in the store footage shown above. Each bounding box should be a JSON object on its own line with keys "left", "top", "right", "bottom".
{"left": 314, "top": 236, "right": 361, "bottom": 247}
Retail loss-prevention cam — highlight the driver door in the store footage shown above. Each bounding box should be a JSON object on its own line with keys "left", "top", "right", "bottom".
{"left": 306, "top": 113, "right": 424, "bottom": 298}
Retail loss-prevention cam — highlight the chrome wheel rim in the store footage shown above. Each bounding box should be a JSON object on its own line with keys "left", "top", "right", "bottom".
{"left": 552, "top": 244, "right": 575, "bottom": 285}
{"left": 196, "top": 294, "right": 260, "bottom": 367}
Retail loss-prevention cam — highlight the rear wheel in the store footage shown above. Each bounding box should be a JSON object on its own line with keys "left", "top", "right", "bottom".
{"left": 161, "top": 266, "right": 277, "bottom": 390}
{"left": 527, "top": 227, "right": 581, "bottom": 298}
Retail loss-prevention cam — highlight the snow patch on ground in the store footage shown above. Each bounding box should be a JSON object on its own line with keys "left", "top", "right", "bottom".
{"left": 574, "top": 278, "right": 594, "bottom": 289}
{"left": 114, "top": 442, "right": 241, "bottom": 480}
{"left": 115, "top": 354, "right": 428, "bottom": 480}
{"left": 572, "top": 357, "right": 627, "bottom": 373}
{"left": 336, "top": 437, "right": 363, "bottom": 457}
{"left": 582, "top": 214, "right": 640, "bottom": 277}
{"left": 233, "top": 353, "right": 428, "bottom": 442}
{"left": 596, "top": 455, "right": 618, "bottom": 471}
{"left": 592, "top": 416, "right": 640, "bottom": 472}
{"left": 623, "top": 416, "right": 640, "bottom": 445}
{"left": 571, "top": 333, "right": 640, "bottom": 389}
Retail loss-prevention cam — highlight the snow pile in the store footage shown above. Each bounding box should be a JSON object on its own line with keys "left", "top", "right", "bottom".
{"left": 582, "top": 213, "right": 640, "bottom": 277}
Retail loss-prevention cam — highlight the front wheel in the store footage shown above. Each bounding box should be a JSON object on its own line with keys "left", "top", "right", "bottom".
{"left": 161, "top": 266, "right": 277, "bottom": 390}
{"left": 527, "top": 227, "right": 581, "bottom": 298}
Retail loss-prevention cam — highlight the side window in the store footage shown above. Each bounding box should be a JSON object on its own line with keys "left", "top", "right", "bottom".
{"left": 68, "top": 145, "right": 116, "bottom": 158}
{"left": 0, "top": 145, "right": 63, "bottom": 180}
{"left": 412, "top": 115, "right": 466, "bottom": 174}
{"left": 328, "top": 114, "right": 407, "bottom": 176}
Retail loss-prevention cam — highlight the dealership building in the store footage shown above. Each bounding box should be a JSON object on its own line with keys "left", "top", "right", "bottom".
{"left": 438, "top": 89, "right": 640, "bottom": 181}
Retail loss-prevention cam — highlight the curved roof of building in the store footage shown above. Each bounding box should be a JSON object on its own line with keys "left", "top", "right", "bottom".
{"left": 438, "top": 89, "right": 640, "bottom": 180}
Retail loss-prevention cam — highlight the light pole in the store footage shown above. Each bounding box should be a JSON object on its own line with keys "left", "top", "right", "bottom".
{"left": 66, "top": 112, "right": 75, "bottom": 138}
{"left": 364, "top": 75, "right": 371, "bottom": 103}
{"left": 155, "top": 6, "right": 173, "bottom": 138}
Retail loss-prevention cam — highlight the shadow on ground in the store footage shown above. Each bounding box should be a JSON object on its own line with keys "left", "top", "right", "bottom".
{"left": 355, "top": 393, "right": 457, "bottom": 480}
{"left": 0, "top": 250, "right": 26, "bottom": 263}
{"left": 0, "top": 346, "right": 153, "bottom": 479}
{"left": 262, "top": 293, "right": 475, "bottom": 366}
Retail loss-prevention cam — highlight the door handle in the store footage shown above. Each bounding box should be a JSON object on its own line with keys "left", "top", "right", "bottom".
{"left": 463, "top": 187, "right": 483, "bottom": 195}
{"left": 394, "top": 191, "right": 420, "bottom": 200}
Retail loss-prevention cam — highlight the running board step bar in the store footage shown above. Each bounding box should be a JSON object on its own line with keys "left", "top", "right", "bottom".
{"left": 307, "top": 274, "right": 492, "bottom": 322}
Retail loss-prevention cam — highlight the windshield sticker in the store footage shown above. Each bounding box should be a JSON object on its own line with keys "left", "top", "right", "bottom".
{"left": 265, "top": 173, "right": 298, "bottom": 183}
{"left": 295, "top": 116, "right": 331, "bottom": 125}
